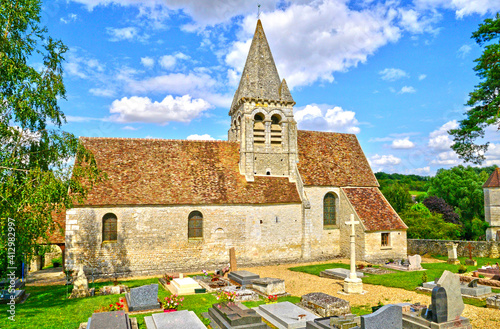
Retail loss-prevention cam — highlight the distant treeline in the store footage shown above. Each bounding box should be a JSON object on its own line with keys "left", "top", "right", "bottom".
{"left": 375, "top": 172, "right": 430, "bottom": 191}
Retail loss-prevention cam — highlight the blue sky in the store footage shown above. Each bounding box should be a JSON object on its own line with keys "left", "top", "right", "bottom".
{"left": 40, "top": 0, "right": 500, "bottom": 176}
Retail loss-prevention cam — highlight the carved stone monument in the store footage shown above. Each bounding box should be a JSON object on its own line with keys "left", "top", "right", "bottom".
{"left": 70, "top": 265, "right": 90, "bottom": 299}
{"left": 445, "top": 242, "right": 460, "bottom": 265}
{"left": 343, "top": 214, "right": 363, "bottom": 294}
{"left": 464, "top": 243, "right": 477, "bottom": 266}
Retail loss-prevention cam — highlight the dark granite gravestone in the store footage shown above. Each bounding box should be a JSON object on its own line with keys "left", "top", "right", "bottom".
{"left": 144, "top": 310, "right": 206, "bottom": 329}
{"left": 298, "top": 292, "right": 350, "bottom": 317}
{"left": 88, "top": 311, "right": 132, "bottom": 329}
{"left": 0, "top": 278, "right": 24, "bottom": 290}
{"left": 431, "top": 286, "right": 448, "bottom": 323}
{"left": 203, "top": 302, "right": 270, "bottom": 329}
{"left": 125, "top": 284, "right": 161, "bottom": 312}
{"left": 468, "top": 279, "right": 478, "bottom": 288}
{"left": 360, "top": 304, "right": 402, "bottom": 329}
{"left": 228, "top": 271, "right": 260, "bottom": 286}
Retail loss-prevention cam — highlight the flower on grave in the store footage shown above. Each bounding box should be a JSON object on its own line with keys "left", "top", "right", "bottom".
{"left": 163, "top": 294, "right": 184, "bottom": 310}
{"left": 215, "top": 290, "right": 238, "bottom": 303}
{"left": 203, "top": 270, "right": 208, "bottom": 276}
{"left": 265, "top": 295, "right": 278, "bottom": 303}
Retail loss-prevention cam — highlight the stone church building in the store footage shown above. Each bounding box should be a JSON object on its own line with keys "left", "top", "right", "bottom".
{"left": 65, "top": 20, "right": 407, "bottom": 276}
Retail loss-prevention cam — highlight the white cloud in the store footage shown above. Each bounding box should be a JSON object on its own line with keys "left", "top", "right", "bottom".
{"left": 295, "top": 104, "right": 360, "bottom": 134}
{"left": 419, "top": 74, "right": 427, "bottom": 80}
{"left": 89, "top": 88, "right": 115, "bottom": 97}
{"left": 186, "top": 134, "right": 215, "bottom": 140}
{"left": 371, "top": 154, "right": 402, "bottom": 165}
{"left": 428, "top": 120, "right": 458, "bottom": 151}
{"left": 141, "top": 57, "right": 155, "bottom": 68}
{"left": 430, "top": 150, "right": 461, "bottom": 166}
{"left": 399, "top": 86, "right": 416, "bottom": 94}
{"left": 391, "top": 137, "right": 415, "bottom": 149}
{"left": 413, "top": 166, "right": 431, "bottom": 174}
{"left": 109, "top": 94, "right": 211, "bottom": 124}
{"left": 106, "top": 27, "right": 149, "bottom": 42}
{"left": 159, "top": 55, "right": 176, "bottom": 69}
{"left": 60, "top": 13, "right": 77, "bottom": 24}
{"left": 379, "top": 68, "right": 409, "bottom": 81}
{"left": 415, "top": 0, "right": 500, "bottom": 18}
{"left": 122, "top": 126, "right": 140, "bottom": 130}
{"left": 457, "top": 44, "right": 472, "bottom": 58}
{"left": 397, "top": 8, "right": 441, "bottom": 34}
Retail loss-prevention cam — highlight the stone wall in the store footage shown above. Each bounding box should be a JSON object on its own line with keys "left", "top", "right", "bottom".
{"left": 408, "top": 239, "right": 500, "bottom": 258}
{"left": 364, "top": 231, "right": 407, "bottom": 263}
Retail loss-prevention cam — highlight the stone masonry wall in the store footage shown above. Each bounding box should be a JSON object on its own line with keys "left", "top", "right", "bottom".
{"left": 364, "top": 231, "right": 407, "bottom": 263}
{"left": 484, "top": 188, "right": 500, "bottom": 240}
{"left": 66, "top": 203, "right": 308, "bottom": 277}
{"left": 408, "top": 239, "right": 500, "bottom": 258}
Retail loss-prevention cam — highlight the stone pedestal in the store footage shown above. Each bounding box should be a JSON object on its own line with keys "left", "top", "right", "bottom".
{"left": 445, "top": 243, "right": 460, "bottom": 265}
{"left": 343, "top": 278, "right": 363, "bottom": 294}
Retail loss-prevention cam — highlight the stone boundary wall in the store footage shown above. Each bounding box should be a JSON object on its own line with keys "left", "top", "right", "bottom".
{"left": 408, "top": 239, "right": 500, "bottom": 258}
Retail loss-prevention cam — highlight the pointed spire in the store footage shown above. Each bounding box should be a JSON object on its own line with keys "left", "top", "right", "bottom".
{"left": 230, "top": 20, "right": 294, "bottom": 113}
{"left": 484, "top": 167, "right": 500, "bottom": 188}
{"left": 279, "top": 78, "right": 294, "bottom": 103}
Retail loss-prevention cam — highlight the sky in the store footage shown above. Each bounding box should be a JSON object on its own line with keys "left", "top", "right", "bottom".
{"left": 38, "top": 0, "right": 500, "bottom": 176}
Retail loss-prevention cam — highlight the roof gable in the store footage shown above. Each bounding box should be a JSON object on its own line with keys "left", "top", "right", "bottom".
{"left": 297, "top": 130, "right": 378, "bottom": 187}
{"left": 484, "top": 168, "right": 500, "bottom": 188}
{"left": 78, "top": 137, "right": 301, "bottom": 206}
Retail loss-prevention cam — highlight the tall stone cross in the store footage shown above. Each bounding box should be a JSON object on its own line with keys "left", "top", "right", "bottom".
{"left": 346, "top": 214, "right": 360, "bottom": 280}
{"left": 466, "top": 242, "right": 475, "bottom": 260}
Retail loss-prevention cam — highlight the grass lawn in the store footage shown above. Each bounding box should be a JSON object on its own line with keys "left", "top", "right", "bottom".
{"left": 289, "top": 257, "right": 500, "bottom": 308}
{"left": 0, "top": 277, "right": 292, "bottom": 329}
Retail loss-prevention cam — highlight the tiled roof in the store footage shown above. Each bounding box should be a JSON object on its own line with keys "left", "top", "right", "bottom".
{"left": 342, "top": 187, "right": 407, "bottom": 231}
{"left": 78, "top": 137, "right": 301, "bottom": 206}
{"left": 46, "top": 211, "right": 65, "bottom": 244}
{"left": 297, "top": 130, "right": 379, "bottom": 187}
{"left": 484, "top": 168, "right": 500, "bottom": 188}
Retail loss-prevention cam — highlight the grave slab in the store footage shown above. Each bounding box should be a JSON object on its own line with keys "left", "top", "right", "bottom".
{"left": 251, "top": 277, "right": 285, "bottom": 296}
{"left": 486, "top": 294, "right": 500, "bottom": 309}
{"left": 222, "top": 286, "right": 260, "bottom": 302}
{"left": 305, "top": 315, "right": 360, "bottom": 329}
{"left": 88, "top": 311, "right": 132, "bottom": 329}
{"left": 422, "top": 281, "right": 492, "bottom": 297}
{"left": 360, "top": 304, "right": 402, "bottom": 329}
{"left": 298, "top": 293, "right": 350, "bottom": 317}
{"left": 319, "top": 269, "right": 364, "bottom": 280}
{"left": 255, "top": 301, "right": 317, "bottom": 329}
{"left": 402, "top": 312, "right": 471, "bottom": 329}
{"left": 125, "top": 284, "right": 161, "bottom": 312}
{"left": 203, "top": 302, "right": 270, "bottom": 329}
{"left": 144, "top": 310, "right": 206, "bottom": 329}
{"left": 228, "top": 271, "right": 260, "bottom": 286}
{"left": 169, "top": 277, "right": 202, "bottom": 295}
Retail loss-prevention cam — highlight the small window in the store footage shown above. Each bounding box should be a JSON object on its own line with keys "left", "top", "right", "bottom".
{"left": 381, "top": 233, "right": 390, "bottom": 247}
{"left": 188, "top": 211, "right": 203, "bottom": 239}
{"left": 323, "top": 193, "right": 337, "bottom": 228}
{"left": 102, "top": 213, "right": 117, "bottom": 242}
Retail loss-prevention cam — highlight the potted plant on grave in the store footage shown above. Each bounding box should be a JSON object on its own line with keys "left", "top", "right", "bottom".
{"left": 162, "top": 294, "right": 184, "bottom": 312}
{"left": 215, "top": 291, "right": 238, "bottom": 304}
{"left": 265, "top": 295, "right": 278, "bottom": 304}
{"left": 164, "top": 274, "right": 173, "bottom": 285}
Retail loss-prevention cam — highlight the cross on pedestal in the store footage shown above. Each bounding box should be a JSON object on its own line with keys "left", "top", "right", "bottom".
{"left": 466, "top": 242, "right": 475, "bottom": 260}
{"left": 345, "top": 214, "right": 360, "bottom": 280}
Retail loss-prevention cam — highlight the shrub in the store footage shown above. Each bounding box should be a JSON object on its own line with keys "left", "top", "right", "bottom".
{"left": 458, "top": 265, "right": 467, "bottom": 274}
{"left": 422, "top": 272, "right": 428, "bottom": 284}
{"left": 51, "top": 257, "right": 62, "bottom": 267}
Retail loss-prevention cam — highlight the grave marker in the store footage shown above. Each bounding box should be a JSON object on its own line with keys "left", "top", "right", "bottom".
{"left": 299, "top": 292, "right": 350, "bottom": 317}
{"left": 408, "top": 255, "right": 423, "bottom": 271}
{"left": 125, "top": 284, "right": 161, "bottom": 312}
{"left": 465, "top": 243, "right": 477, "bottom": 266}
{"left": 436, "top": 270, "right": 464, "bottom": 321}
{"left": 230, "top": 247, "right": 237, "bottom": 272}
{"left": 360, "top": 304, "right": 402, "bottom": 329}
{"left": 203, "top": 302, "right": 270, "bottom": 329}
{"left": 445, "top": 242, "right": 460, "bottom": 265}
{"left": 145, "top": 310, "right": 206, "bottom": 329}
{"left": 343, "top": 214, "right": 363, "bottom": 294}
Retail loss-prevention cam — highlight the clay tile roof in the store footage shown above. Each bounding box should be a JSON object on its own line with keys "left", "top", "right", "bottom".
{"left": 78, "top": 137, "right": 301, "bottom": 206}
{"left": 297, "top": 130, "right": 379, "bottom": 187}
{"left": 46, "top": 211, "right": 65, "bottom": 244}
{"left": 483, "top": 168, "right": 500, "bottom": 188}
{"left": 230, "top": 20, "right": 294, "bottom": 113}
{"left": 342, "top": 187, "right": 407, "bottom": 231}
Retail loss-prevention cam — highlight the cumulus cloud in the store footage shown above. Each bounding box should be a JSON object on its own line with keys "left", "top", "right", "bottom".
{"left": 141, "top": 57, "right": 155, "bottom": 68}
{"left": 186, "top": 134, "right": 215, "bottom": 140}
{"left": 414, "top": 0, "right": 500, "bottom": 18}
{"left": 430, "top": 150, "right": 461, "bottom": 166}
{"left": 371, "top": 154, "right": 402, "bottom": 165}
{"left": 428, "top": 120, "right": 458, "bottom": 151}
{"left": 109, "top": 95, "right": 211, "bottom": 124}
{"left": 413, "top": 166, "right": 431, "bottom": 174}
{"left": 159, "top": 52, "right": 189, "bottom": 70}
{"left": 107, "top": 27, "right": 149, "bottom": 42}
{"left": 399, "top": 86, "right": 416, "bottom": 94}
{"left": 295, "top": 104, "right": 360, "bottom": 134}
{"left": 391, "top": 137, "right": 415, "bottom": 149}
{"left": 379, "top": 68, "right": 409, "bottom": 81}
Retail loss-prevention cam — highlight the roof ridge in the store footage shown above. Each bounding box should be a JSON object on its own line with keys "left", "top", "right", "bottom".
{"left": 79, "top": 136, "right": 237, "bottom": 143}
{"left": 297, "top": 129, "right": 355, "bottom": 136}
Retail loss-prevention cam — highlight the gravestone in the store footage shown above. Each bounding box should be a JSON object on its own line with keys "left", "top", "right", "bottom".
{"left": 320, "top": 268, "right": 364, "bottom": 280}
{"left": 251, "top": 277, "right": 285, "bottom": 295}
{"left": 436, "top": 270, "right": 464, "bottom": 321}
{"left": 305, "top": 314, "right": 360, "bottom": 329}
{"left": 228, "top": 270, "right": 260, "bottom": 286}
{"left": 360, "top": 304, "right": 402, "bottom": 329}
{"left": 422, "top": 279, "right": 491, "bottom": 297}
{"left": 230, "top": 247, "right": 237, "bottom": 272}
{"left": 255, "top": 301, "right": 318, "bottom": 329}
{"left": 70, "top": 265, "right": 90, "bottom": 298}
{"left": 486, "top": 294, "right": 500, "bottom": 309}
{"left": 445, "top": 242, "right": 460, "bottom": 265}
{"left": 125, "top": 284, "right": 161, "bottom": 312}
{"left": 203, "top": 301, "right": 270, "bottom": 329}
{"left": 170, "top": 277, "right": 202, "bottom": 295}
{"left": 431, "top": 286, "right": 448, "bottom": 323}
{"left": 298, "top": 293, "right": 350, "bottom": 317}
{"left": 144, "top": 310, "right": 206, "bottom": 329}
{"left": 88, "top": 311, "right": 134, "bottom": 329}
{"left": 408, "top": 255, "right": 423, "bottom": 271}
{"left": 100, "top": 285, "right": 128, "bottom": 296}
{"left": 464, "top": 243, "right": 477, "bottom": 266}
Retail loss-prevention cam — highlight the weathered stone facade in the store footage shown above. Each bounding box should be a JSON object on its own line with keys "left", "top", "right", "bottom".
{"left": 484, "top": 187, "right": 500, "bottom": 240}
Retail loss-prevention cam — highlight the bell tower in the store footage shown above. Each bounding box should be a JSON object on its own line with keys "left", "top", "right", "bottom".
{"left": 228, "top": 20, "right": 298, "bottom": 182}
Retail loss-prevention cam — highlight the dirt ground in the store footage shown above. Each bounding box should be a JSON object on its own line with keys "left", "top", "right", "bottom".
{"left": 240, "top": 259, "right": 500, "bottom": 329}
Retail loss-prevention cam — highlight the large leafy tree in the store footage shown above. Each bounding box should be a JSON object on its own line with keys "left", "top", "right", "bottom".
{"left": 450, "top": 13, "right": 500, "bottom": 164}
{"left": 0, "top": 1, "right": 101, "bottom": 277}
{"left": 381, "top": 182, "right": 412, "bottom": 213}
{"left": 400, "top": 203, "right": 461, "bottom": 240}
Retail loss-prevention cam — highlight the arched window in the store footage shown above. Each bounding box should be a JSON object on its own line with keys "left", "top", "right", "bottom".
{"left": 253, "top": 113, "right": 265, "bottom": 145}
{"left": 102, "top": 213, "right": 117, "bottom": 242}
{"left": 323, "top": 193, "right": 337, "bottom": 227}
{"left": 270, "top": 114, "right": 282, "bottom": 146}
{"left": 188, "top": 211, "right": 203, "bottom": 239}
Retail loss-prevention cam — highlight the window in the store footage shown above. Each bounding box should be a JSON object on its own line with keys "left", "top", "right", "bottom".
{"left": 102, "top": 213, "right": 117, "bottom": 242}
{"left": 188, "top": 211, "right": 203, "bottom": 239}
{"left": 253, "top": 113, "right": 265, "bottom": 145}
{"left": 381, "top": 233, "right": 390, "bottom": 247}
{"left": 323, "top": 193, "right": 337, "bottom": 227}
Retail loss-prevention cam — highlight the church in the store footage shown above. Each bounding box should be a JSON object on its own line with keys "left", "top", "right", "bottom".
{"left": 64, "top": 20, "right": 407, "bottom": 277}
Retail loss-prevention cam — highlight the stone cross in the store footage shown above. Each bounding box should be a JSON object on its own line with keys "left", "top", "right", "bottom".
{"left": 466, "top": 242, "right": 474, "bottom": 260}
{"left": 346, "top": 214, "right": 360, "bottom": 280}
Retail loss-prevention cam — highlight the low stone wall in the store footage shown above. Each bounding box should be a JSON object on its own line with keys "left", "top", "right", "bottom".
{"left": 408, "top": 239, "right": 500, "bottom": 258}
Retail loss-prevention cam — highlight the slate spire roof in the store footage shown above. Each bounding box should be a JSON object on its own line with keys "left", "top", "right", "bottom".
{"left": 230, "top": 20, "right": 294, "bottom": 113}
{"left": 484, "top": 167, "right": 500, "bottom": 188}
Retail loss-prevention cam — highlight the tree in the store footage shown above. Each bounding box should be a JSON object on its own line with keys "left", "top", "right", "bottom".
{"left": 381, "top": 182, "right": 412, "bottom": 213}
{"left": 400, "top": 203, "right": 461, "bottom": 240}
{"left": 0, "top": 1, "right": 101, "bottom": 277}
{"left": 450, "top": 13, "right": 500, "bottom": 164}
{"left": 422, "top": 196, "right": 460, "bottom": 224}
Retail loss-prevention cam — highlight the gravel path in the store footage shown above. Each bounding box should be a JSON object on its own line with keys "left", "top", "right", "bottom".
{"left": 240, "top": 259, "right": 500, "bottom": 329}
